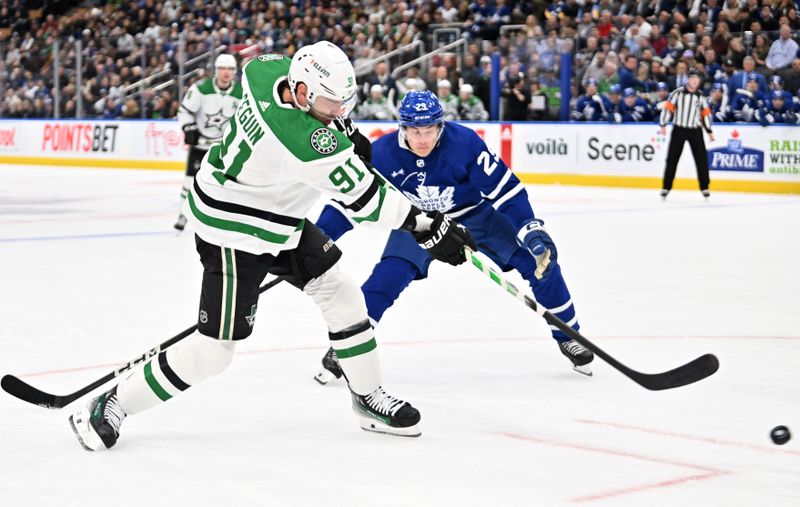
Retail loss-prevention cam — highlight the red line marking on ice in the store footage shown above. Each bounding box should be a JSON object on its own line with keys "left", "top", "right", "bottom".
{"left": 497, "top": 432, "right": 729, "bottom": 503}
{"left": 577, "top": 419, "right": 800, "bottom": 457}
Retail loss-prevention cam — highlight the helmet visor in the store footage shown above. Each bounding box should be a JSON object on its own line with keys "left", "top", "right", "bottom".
{"left": 311, "top": 93, "right": 357, "bottom": 121}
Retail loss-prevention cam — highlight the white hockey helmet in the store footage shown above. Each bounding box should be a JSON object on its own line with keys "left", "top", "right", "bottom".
{"left": 460, "top": 83, "right": 474, "bottom": 95}
{"left": 288, "top": 41, "right": 358, "bottom": 120}
{"left": 215, "top": 54, "right": 237, "bottom": 70}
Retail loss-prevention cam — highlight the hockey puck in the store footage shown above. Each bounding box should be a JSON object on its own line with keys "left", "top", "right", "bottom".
{"left": 770, "top": 425, "right": 791, "bottom": 445}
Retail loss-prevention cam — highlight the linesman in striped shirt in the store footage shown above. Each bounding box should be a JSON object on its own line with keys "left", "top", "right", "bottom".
{"left": 659, "top": 69, "right": 715, "bottom": 199}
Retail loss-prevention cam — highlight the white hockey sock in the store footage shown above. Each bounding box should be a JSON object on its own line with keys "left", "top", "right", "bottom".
{"left": 304, "top": 267, "right": 381, "bottom": 395}
{"left": 116, "top": 331, "right": 236, "bottom": 415}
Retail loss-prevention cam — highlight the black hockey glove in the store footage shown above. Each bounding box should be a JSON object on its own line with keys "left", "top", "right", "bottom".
{"left": 334, "top": 117, "right": 372, "bottom": 164}
{"left": 182, "top": 123, "right": 200, "bottom": 146}
{"left": 410, "top": 211, "right": 477, "bottom": 266}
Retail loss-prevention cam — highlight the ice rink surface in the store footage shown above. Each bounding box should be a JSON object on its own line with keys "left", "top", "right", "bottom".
{"left": 1, "top": 165, "right": 798, "bottom": 507}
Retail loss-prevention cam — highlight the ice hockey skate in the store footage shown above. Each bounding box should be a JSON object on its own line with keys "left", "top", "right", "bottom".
{"left": 313, "top": 347, "right": 343, "bottom": 385}
{"left": 69, "top": 387, "right": 126, "bottom": 451}
{"left": 352, "top": 386, "right": 421, "bottom": 437}
{"left": 558, "top": 339, "right": 594, "bottom": 376}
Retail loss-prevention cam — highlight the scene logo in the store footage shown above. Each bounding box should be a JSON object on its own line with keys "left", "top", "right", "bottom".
{"left": 707, "top": 130, "right": 763, "bottom": 172}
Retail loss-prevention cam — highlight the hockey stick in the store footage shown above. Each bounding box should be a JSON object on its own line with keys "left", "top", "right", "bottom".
{"left": 1, "top": 276, "right": 286, "bottom": 409}
{"left": 465, "top": 248, "right": 719, "bottom": 390}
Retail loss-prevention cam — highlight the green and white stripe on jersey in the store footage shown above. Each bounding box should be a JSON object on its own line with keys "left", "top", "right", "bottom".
{"left": 187, "top": 177, "right": 305, "bottom": 250}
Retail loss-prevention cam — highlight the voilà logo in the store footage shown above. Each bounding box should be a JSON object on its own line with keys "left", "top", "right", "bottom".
{"left": 707, "top": 130, "right": 764, "bottom": 172}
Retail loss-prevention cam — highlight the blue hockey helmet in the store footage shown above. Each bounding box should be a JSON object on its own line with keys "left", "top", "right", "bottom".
{"left": 770, "top": 75, "right": 784, "bottom": 88}
{"left": 585, "top": 77, "right": 598, "bottom": 87}
{"left": 609, "top": 84, "right": 622, "bottom": 95}
{"left": 399, "top": 90, "right": 444, "bottom": 128}
{"left": 711, "top": 82, "right": 724, "bottom": 91}
{"left": 746, "top": 73, "right": 759, "bottom": 82}
{"left": 623, "top": 87, "right": 636, "bottom": 97}
{"left": 771, "top": 90, "right": 785, "bottom": 100}
{"left": 656, "top": 81, "right": 669, "bottom": 92}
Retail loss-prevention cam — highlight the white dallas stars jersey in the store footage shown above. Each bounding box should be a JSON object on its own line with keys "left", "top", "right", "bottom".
{"left": 184, "top": 55, "right": 412, "bottom": 256}
{"left": 178, "top": 78, "right": 244, "bottom": 146}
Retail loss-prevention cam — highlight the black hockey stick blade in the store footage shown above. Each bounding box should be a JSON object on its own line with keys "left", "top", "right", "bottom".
{"left": 465, "top": 249, "right": 720, "bottom": 391}
{"left": 621, "top": 353, "right": 719, "bottom": 391}
{"left": 1, "top": 374, "right": 63, "bottom": 409}
{"left": 2, "top": 277, "right": 286, "bottom": 409}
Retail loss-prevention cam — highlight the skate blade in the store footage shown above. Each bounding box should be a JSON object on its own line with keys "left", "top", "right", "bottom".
{"left": 314, "top": 368, "right": 338, "bottom": 385}
{"left": 68, "top": 414, "right": 99, "bottom": 452}
{"left": 359, "top": 417, "right": 421, "bottom": 438}
{"left": 572, "top": 363, "right": 593, "bottom": 377}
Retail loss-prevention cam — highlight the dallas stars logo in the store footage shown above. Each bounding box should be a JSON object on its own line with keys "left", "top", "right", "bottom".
{"left": 245, "top": 305, "right": 257, "bottom": 327}
{"left": 310, "top": 128, "right": 338, "bottom": 154}
{"left": 204, "top": 108, "right": 228, "bottom": 131}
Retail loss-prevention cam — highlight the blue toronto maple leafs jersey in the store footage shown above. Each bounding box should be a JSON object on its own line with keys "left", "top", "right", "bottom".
{"left": 372, "top": 122, "right": 534, "bottom": 229}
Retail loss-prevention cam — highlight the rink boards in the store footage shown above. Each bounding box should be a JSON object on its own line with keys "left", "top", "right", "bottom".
{"left": 1, "top": 119, "right": 798, "bottom": 193}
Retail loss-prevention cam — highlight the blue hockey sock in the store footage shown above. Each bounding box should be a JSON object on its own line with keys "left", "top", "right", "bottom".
{"left": 509, "top": 249, "right": 579, "bottom": 342}
{"left": 361, "top": 256, "right": 420, "bottom": 323}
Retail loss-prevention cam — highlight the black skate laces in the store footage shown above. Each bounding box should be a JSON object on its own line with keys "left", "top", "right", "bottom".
{"left": 365, "top": 387, "right": 405, "bottom": 416}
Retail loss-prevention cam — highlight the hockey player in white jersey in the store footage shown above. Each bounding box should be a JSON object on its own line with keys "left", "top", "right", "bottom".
{"left": 69, "top": 42, "right": 476, "bottom": 451}
{"left": 174, "top": 54, "right": 243, "bottom": 230}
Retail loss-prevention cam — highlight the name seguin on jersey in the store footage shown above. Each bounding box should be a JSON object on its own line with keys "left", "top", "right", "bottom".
{"left": 237, "top": 94, "right": 265, "bottom": 145}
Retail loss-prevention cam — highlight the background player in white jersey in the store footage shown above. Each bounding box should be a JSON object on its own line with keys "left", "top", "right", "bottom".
{"left": 313, "top": 90, "right": 594, "bottom": 385}
{"left": 69, "top": 42, "right": 476, "bottom": 451}
{"left": 174, "top": 54, "right": 243, "bottom": 230}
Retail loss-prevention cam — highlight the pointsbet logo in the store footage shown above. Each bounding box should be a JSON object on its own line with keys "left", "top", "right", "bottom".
{"left": 41, "top": 123, "right": 119, "bottom": 153}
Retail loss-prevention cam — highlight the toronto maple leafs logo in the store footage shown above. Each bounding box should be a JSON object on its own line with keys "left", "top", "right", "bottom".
{"left": 403, "top": 185, "right": 456, "bottom": 212}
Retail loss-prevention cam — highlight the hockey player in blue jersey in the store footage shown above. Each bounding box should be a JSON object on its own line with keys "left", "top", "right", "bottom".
{"left": 708, "top": 82, "right": 731, "bottom": 123}
{"left": 767, "top": 75, "right": 793, "bottom": 105}
{"left": 605, "top": 84, "right": 623, "bottom": 123}
{"left": 614, "top": 87, "right": 653, "bottom": 123}
{"left": 315, "top": 90, "right": 594, "bottom": 382}
{"left": 571, "top": 78, "right": 611, "bottom": 121}
{"left": 755, "top": 90, "right": 797, "bottom": 126}
{"left": 731, "top": 74, "right": 764, "bottom": 122}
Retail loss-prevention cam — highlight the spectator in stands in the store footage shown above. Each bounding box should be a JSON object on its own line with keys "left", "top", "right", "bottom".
{"left": 458, "top": 84, "right": 489, "bottom": 121}
{"left": 502, "top": 71, "right": 530, "bottom": 121}
{"left": 751, "top": 33, "right": 772, "bottom": 72}
{"left": 582, "top": 51, "right": 607, "bottom": 85}
{"left": 784, "top": 58, "right": 800, "bottom": 95}
{"left": 598, "top": 60, "right": 618, "bottom": 94}
{"left": 365, "top": 62, "right": 398, "bottom": 105}
{"left": 437, "top": 80, "right": 460, "bottom": 121}
{"left": 618, "top": 54, "right": 645, "bottom": 91}
{"left": 668, "top": 60, "right": 690, "bottom": 91}
{"left": 728, "top": 56, "right": 768, "bottom": 100}
{"left": 766, "top": 24, "right": 799, "bottom": 75}
{"left": 357, "top": 84, "right": 397, "bottom": 121}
